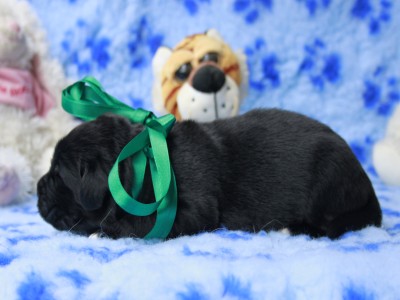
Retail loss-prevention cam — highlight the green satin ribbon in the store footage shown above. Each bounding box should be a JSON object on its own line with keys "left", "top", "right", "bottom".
{"left": 62, "top": 76, "right": 177, "bottom": 239}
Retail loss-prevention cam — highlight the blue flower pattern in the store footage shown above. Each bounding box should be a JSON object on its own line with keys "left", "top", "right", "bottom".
{"left": 296, "top": 0, "right": 331, "bottom": 16}
{"left": 182, "top": 0, "right": 211, "bottom": 15}
{"left": 362, "top": 67, "right": 400, "bottom": 116}
{"left": 128, "top": 17, "right": 164, "bottom": 69}
{"left": 245, "top": 38, "right": 281, "bottom": 93}
{"left": 351, "top": 0, "right": 393, "bottom": 35}
{"left": 60, "top": 19, "right": 112, "bottom": 76}
{"left": 298, "top": 39, "right": 342, "bottom": 91}
{"left": 233, "top": 0, "right": 273, "bottom": 24}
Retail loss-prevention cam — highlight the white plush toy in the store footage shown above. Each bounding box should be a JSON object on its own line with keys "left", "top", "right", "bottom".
{"left": 152, "top": 29, "right": 248, "bottom": 122}
{"left": 0, "top": 0, "right": 78, "bottom": 205}
{"left": 373, "top": 104, "right": 400, "bottom": 186}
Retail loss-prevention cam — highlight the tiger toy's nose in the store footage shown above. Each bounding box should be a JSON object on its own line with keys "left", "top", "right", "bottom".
{"left": 192, "top": 64, "right": 226, "bottom": 93}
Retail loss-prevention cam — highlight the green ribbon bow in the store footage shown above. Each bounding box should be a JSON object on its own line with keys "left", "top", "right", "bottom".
{"left": 62, "top": 76, "right": 177, "bottom": 239}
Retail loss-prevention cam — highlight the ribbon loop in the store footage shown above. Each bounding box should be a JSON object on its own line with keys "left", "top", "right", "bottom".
{"left": 62, "top": 76, "right": 177, "bottom": 239}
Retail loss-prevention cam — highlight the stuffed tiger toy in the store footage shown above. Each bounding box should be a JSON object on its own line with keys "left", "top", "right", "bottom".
{"left": 152, "top": 29, "right": 248, "bottom": 122}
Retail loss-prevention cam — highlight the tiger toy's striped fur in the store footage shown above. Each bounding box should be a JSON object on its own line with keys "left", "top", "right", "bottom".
{"left": 152, "top": 29, "right": 248, "bottom": 122}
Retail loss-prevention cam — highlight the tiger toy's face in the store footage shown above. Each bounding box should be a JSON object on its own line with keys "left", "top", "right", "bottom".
{"left": 152, "top": 29, "right": 248, "bottom": 122}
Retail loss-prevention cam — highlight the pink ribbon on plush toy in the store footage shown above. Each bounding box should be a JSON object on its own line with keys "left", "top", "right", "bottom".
{"left": 0, "top": 67, "right": 54, "bottom": 117}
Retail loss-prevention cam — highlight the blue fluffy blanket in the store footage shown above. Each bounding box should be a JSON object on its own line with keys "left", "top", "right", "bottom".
{"left": 1, "top": 0, "right": 400, "bottom": 299}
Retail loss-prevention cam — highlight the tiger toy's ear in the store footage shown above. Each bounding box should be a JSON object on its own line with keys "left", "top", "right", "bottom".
{"left": 152, "top": 47, "right": 172, "bottom": 114}
{"left": 152, "top": 46, "right": 172, "bottom": 81}
{"left": 205, "top": 28, "right": 223, "bottom": 42}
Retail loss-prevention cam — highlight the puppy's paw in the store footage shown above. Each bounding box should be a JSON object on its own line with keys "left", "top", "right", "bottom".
{"left": 89, "top": 232, "right": 100, "bottom": 239}
{"left": 89, "top": 232, "right": 107, "bottom": 239}
{"left": 0, "top": 166, "right": 21, "bottom": 206}
{"left": 279, "top": 228, "right": 291, "bottom": 235}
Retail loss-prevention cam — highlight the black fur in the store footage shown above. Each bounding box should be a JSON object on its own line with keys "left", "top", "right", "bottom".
{"left": 37, "top": 109, "right": 382, "bottom": 239}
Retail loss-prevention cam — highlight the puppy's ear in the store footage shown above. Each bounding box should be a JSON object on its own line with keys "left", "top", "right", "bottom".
{"left": 78, "top": 164, "right": 108, "bottom": 212}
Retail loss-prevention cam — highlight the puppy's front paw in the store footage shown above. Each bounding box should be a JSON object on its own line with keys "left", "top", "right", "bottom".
{"left": 279, "top": 228, "right": 291, "bottom": 235}
{"left": 0, "top": 166, "right": 21, "bottom": 206}
{"left": 89, "top": 232, "right": 107, "bottom": 239}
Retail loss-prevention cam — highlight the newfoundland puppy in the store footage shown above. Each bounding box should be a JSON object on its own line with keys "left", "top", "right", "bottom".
{"left": 37, "top": 109, "right": 382, "bottom": 239}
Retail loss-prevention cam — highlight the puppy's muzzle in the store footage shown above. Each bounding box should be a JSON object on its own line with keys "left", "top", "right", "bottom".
{"left": 37, "top": 176, "right": 51, "bottom": 216}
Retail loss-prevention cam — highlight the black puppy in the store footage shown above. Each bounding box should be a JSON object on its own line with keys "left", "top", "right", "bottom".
{"left": 37, "top": 109, "right": 382, "bottom": 239}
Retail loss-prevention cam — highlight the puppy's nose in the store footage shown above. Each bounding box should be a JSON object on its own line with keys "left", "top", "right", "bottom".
{"left": 192, "top": 65, "right": 226, "bottom": 93}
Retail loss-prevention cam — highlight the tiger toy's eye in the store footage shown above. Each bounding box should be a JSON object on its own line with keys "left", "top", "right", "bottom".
{"left": 199, "top": 52, "right": 219, "bottom": 64}
{"left": 175, "top": 62, "right": 193, "bottom": 81}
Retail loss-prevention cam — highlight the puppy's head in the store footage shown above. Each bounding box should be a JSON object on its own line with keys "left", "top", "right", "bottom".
{"left": 152, "top": 29, "right": 248, "bottom": 122}
{"left": 37, "top": 114, "right": 143, "bottom": 238}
